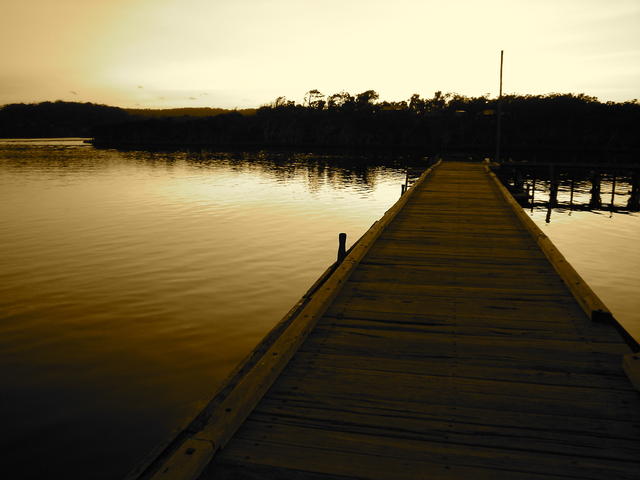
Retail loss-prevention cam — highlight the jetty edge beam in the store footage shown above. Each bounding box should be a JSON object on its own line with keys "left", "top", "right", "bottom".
{"left": 485, "top": 161, "right": 639, "bottom": 354}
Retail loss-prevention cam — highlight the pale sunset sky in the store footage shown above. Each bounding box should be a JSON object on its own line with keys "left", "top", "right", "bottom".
{"left": 2, "top": 0, "right": 639, "bottom": 108}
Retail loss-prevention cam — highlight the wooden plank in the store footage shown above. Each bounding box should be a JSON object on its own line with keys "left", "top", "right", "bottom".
{"left": 350, "top": 262, "right": 571, "bottom": 291}
{"left": 364, "top": 249, "right": 553, "bottom": 267}
{"left": 246, "top": 402, "right": 640, "bottom": 462}
{"left": 258, "top": 392, "right": 640, "bottom": 443}
{"left": 218, "top": 421, "right": 640, "bottom": 480}
{"left": 315, "top": 315, "right": 630, "bottom": 352}
{"left": 208, "top": 437, "right": 576, "bottom": 480}
{"left": 327, "top": 286, "right": 588, "bottom": 323}
{"left": 282, "top": 350, "right": 634, "bottom": 391}
{"left": 321, "top": 312, "right": 588, "bottom": 341}
{"left": 322, "top": 305, "right": 624, "bottom": 351}
{"left": 267, "top": 365, "right": 640, "bottom": 422}
{"left": 371, "top": 244, "right": 548, "bottom": 261}
{"left": 339, "top": 281, "right": 579, "bottom": 302}
{"left": 303, "top": 321, "right": 627, "bottom": 359}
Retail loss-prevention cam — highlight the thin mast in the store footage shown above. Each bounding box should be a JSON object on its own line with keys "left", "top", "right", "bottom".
{"left": 495, "top": 50, "right": 504, "bottom": 162}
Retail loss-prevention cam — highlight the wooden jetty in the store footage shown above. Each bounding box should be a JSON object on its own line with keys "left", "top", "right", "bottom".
{"left": 131, "top": 160, "right": 640, "bottom": 480}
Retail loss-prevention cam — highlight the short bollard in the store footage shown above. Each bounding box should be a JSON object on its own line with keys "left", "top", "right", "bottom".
{"left": 337, "top": 233, "right": 347, "bottom": 263}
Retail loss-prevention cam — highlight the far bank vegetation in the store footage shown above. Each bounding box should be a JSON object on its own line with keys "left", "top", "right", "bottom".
{"left": 2, "top": 91, "right": 639, "bottom": 154}
{"left": 93, "top": 90, "right": 640, "bottom": 153}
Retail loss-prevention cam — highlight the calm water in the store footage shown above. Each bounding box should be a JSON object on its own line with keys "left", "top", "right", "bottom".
{"left": 0, "top": 139, "right": 411, "bottom": 479}
{"left": 1, "top": 141, "right": 638, "bottom": 479}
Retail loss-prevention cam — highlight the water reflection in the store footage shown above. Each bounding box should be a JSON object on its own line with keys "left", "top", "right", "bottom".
{"left": 114, "top": 148, "right": 426, "bottom": 195}
{"left": 0, "top": 142, "right": 420, "bottom": 480}
{"left": 498, "top": 163, "right": 640, "bottom": 221}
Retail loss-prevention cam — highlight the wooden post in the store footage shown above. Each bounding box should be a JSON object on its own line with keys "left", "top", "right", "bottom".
{"left": 569, "top": 177, "right": 575, "bottom": 209}
{"left": 610, "top": 171, "right": 617, "bottom": 208}
{"left": 337, "top": 233, "right": 347, "bottom": 263}
{"left": 513, "top": 166, "right": 524, "bottom": 192}
{"left": 549, "top": 164, "right": 558, "bottom": 208}
{"left": 628, "top": 170, "right": 640, "bottom": 211}
{"left": 401, "top": 184, "right": 406, "bottom": 196}
{"left": 530, "top": 176, "right": 536, "bottom": 212}
{"left": 589, "top": 170, "right": 602, "bottom": 209}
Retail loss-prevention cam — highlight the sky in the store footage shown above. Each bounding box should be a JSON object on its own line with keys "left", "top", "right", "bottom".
{"left": 1, "top": 0, "right": 639, "bottom": 108}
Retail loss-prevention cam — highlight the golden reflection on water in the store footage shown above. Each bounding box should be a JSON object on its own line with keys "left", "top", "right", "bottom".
{"left": 0, "top": 142, "right": 410, "bottom": 479}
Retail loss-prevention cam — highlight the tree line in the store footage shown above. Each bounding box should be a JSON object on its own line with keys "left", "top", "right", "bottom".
{"left": 0, "top": 101, "right": 253, "bottom": 138}
{"left": 2, "top": 93, "right": 639, "bottom": 154}
{"left": 92, "top": 90, "right": 640, "bottom": 153}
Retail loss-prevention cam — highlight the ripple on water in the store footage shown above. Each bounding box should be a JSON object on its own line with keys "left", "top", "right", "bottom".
{"left": 0, "top": 144, "right": 408, "bottom": 479}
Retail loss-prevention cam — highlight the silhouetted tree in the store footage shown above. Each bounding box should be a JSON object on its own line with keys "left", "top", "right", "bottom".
{"left": 409, "top": 94, "right": 426, "bottom": 114}
{"left": 327, "top": 91, "right": 355, "bottom": 110}
{"left": 355, "top": 90, "right": 379, "bottom": 110}
{"left": 304, "top": 89, "right": 325, "bottom": 109}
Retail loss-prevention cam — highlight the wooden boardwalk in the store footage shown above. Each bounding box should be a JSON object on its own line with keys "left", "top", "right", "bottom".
{"left": 140, "top": 161, "right": 640, "bottom": 480}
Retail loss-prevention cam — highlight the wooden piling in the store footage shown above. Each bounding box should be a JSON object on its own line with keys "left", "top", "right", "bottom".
{"left": 628, "top": 170, "right": 640, "bottom": 211}
{"left": 569, "top": 177, "right": 575, "bottom": 209}
{"left": 589, "top": 170, "right": 602, "bottom": 209}
{"left": 337, "top": 233, "right": 347, "bottom": 262}
{"left": 530, "top": 175, "right": 536, "bottom": 211}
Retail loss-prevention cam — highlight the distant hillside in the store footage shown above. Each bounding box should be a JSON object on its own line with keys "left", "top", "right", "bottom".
{"left": 0, "top": 101, "right": 252, "bottom": 138}
{"left": 0, "top": 101, "right": 131, "bottom": 138}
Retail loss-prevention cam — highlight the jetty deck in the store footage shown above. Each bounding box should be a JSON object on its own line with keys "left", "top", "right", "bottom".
{"left": 142, "top": 161, "right": 640, "bottom": 480}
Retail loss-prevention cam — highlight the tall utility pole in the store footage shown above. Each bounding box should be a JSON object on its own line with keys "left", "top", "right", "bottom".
{"left": 495, "top": 50, "right": 504, "bottom": 163}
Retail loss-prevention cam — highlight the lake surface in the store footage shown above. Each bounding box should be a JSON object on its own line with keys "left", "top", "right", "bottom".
{"left": 0, "top": 139, "right": 413, "bottom": 479}
{"left": 1, "top": 140, "right": 638, "bottom": 479}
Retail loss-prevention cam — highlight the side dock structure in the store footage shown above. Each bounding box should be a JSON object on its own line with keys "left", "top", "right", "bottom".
{"left": 135, "top": 160, "right": 640, "bottom": 480}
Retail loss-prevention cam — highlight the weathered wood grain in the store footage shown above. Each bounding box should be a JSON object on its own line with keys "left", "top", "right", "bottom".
{"left": 200, "top": 161, "right": 640, "bottom": 480}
